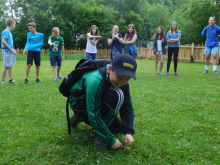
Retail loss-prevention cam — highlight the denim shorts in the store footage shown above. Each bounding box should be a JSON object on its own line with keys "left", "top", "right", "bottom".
{"left": 204, "top": 47, "right": 219, "bottom": 55}
{"left": 2, "top": 49, "right": 16, "bottom": 67}
{"left": 49, "top": 55, "right": 62, "bottom": 67}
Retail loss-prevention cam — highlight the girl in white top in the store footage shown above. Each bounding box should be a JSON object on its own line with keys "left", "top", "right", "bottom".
{"left": 86, "top": 25, "right": 102, "bottom": 60}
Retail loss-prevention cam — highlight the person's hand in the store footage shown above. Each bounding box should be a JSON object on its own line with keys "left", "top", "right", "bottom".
{"left": 124, "top": 134, "right": 134, "bottom": 146}
{"left": 11, "top": 49, "right": 17, "bottom": 55}
{"left": 62, "top": 56, "right": 65, "bottom": 61}
{"left": 23, "top": 49, "right": 27, "bottom": 54}
{"left": 161, "top": 38, "right": 164, "bottom": 42}
{"left": 111, "top": 139, "right": 124, "bottom": 150}
{"left": 50, "top": 43, "right": 54, "bottom": 46}
{"left": 113, "top": 34, "right": 118, "bottom": 39}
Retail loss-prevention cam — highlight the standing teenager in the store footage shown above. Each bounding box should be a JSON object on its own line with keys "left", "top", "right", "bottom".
{"left": 86, "top": 25, "right": 102, "bottom": 60}
{"left": 166, "top": 21, "right": 181, "bottom": 76}
{"left": 202, "top": 17, "right": 220, "bottom": 74}
{"left": 108, "top": 25, "right": 123, "bottom": 60}
{"left": 153, "top": 26, "right": 167, "bottom": 76}
{"left": 23, "top": 22, "right": 44, "bottom": 83}
{"left": 124, "top": 24, "right": 137, "bottom": 59}
{"left": 48, "top": 27, "right": 65, "bottom": 81}
{"left": 1, "top": 18, "right": 17, "bottom": 85}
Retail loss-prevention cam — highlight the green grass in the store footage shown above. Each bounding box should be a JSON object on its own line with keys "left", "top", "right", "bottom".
{"left": 0, "top": 56, "right": 220, "bottom": 164}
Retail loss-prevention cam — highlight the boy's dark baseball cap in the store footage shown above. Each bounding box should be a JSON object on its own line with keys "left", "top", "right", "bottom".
{"left": 111, "top": 54, "right": 137, "bottom": 80}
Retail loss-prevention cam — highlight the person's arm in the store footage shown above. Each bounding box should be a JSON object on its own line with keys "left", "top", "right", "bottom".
{"left": 169, "top": 31, "right": 181, "bottom": 42}
{"left": 124, "top": 34, "right": 137, "bottom": 45}
{"left": 89, "top": 38, "right": 99, "bottom": 45}
{"left": 85, "top": 75, "right": 118, "bottom": 147}
{"left": 108, "top": 35, "right": 113, "bottom": 46}
{"left": 62, "top": 45, "right": 65, "bottom": 60}
{"left": 87, "top": 33, "right": 102, "bottom": 39}
{"left": 115, "top": 34, "right": 124, "bottom": 44}
{"left": 48, "top": 36, "right": 54, "bottom": 46}
{"left": 119, "top": 83, "right": 135, "bottom": 146}
{"left": 202, "top": 27, "right": 207, "bottom": 37}
{"left": 2, "top": 38, "right": 17, "bottom": 55}
{"left": 23, "top": 33, "right": 29, "bottom": 54}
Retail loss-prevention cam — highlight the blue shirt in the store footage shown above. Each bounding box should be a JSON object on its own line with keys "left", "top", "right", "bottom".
{"left": 166, "top": 30, "right": 181, "bottom": 47}
{"left": 1, "top": 29, "right": 14, "bottom": 52}
{"left": 202, "top": 24, "right": 220, "bottom": 47}
{"left": 24, "top": 32, "right": 44, "bottom": 51}
{"left": 108, "top": 34, "right": 123, "bottom": 54}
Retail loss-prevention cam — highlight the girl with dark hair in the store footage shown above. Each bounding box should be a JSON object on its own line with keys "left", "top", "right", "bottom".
{"left": 86, "top": 25, "right": 102, "bottom": 60}
{"left": 123, "top": 24, "right": 137, "bottom": 59}
{"left": 166, "top": 21, "right": 181, "bottom": 76}
{"left": 153, "top": 26, "right": 167, "bottom": 76}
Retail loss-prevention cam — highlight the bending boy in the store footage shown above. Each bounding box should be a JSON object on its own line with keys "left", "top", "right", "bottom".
{"left": 23, "top": 22, "right": 44, "bottom": 83}
{"left": 1, "top": 18, "right": 17, "bottom": 85}
{"left": 69, "top": 54, "right": 137, "bottom": 149}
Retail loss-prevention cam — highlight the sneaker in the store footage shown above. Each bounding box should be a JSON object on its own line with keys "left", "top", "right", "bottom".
{"left": 174, "top": 72, "right": 179, "bottom": 75}
{"left": 9, "top": 79, "right": 17, "bottom": 84}
{"left": 24, "top": 78, "right": 29, "bottom": 84}
{"left": 155, "top": 73, "right": 157, "bottom": 76}
{"left": 203, "top": 69, "right": 208, "bottom": 74}
{"left": 159, "top": 72, "right": 163, "bottom": 76}
{"left": 1, "top": 80, "right": 5, "bottom": 85}
{"left": 213, "top": 70, "right": 219, "bottom": 74}
{"left": 166, "top": 72, "right": 169, "bottom": 76}
{"left": 91, "top": 130, "right": 107, "bottom": 147}
{"left": 70, "top": 114, "right": 83, "bottom": 128}
{"left": 36, "top": 78, "right": 40, "bottom": 83}
{"left": 57, "top": 74, "right": 62, "bottom": 79}
{"left": 54, "top": 77, "right": 58, "bottom": 81}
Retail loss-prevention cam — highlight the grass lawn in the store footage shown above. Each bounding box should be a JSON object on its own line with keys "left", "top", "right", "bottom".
{"left": 0, "top": 54, "right": 220, "bottom": 164}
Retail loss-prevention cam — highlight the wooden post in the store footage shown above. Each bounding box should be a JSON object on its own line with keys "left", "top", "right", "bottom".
{"left": 191, "top": 43, "right": 194, "bottom": 62}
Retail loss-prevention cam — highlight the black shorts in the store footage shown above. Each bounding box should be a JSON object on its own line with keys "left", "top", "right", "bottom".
{"left": 27, "top": 50, "right": 41, "bottom": 66}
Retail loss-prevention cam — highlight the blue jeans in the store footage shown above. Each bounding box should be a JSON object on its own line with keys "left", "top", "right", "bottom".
{"left": 49, "top": 55, "right": 62, "bottom": 67}
{"left": 86, "top": 52, "right": 97, "bottom": 60}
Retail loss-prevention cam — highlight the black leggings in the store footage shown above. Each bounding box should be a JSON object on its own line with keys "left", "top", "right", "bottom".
{"left": 167, "top": 47, "right": 179, "bottom": 72}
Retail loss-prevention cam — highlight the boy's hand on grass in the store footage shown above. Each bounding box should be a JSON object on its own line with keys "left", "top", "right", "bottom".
{"left": 111, "top": 139, "right": 124, "bottom": 150}
{"left": 124, "top": 134, "right": 134, "bottom": 146}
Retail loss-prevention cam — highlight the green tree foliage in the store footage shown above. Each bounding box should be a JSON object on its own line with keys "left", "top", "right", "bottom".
{"left": 0, "top": 0, "right": 220, "bottom": 49}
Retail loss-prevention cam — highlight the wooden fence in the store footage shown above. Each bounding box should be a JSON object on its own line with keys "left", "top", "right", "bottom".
{"left": 1, "top": 43, "right": 220, "bottom": 62}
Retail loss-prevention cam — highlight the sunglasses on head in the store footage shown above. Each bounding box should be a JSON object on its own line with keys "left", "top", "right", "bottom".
{"left": 171, "top": 21, "right": 177, "bottom": 24}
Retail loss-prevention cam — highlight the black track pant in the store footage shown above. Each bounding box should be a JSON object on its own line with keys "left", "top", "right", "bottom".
{"left": 167, "top": 47, "right": 179, "bottom": 72}
{"left": 71, "top": 88, "right": 124, "bottom": 134}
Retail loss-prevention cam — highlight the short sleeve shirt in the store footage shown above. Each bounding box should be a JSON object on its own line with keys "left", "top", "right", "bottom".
{"left": 48, "top": 35, "right": 64, "bottom": 56}
{"left": 1, "top": 29, "right": 14, "bottom": 52}
{"left": 108, "top": 33, "right": 123, "bottom": 54}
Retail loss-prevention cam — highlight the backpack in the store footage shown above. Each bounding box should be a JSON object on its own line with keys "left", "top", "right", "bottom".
{"left": 59, "top": 59, "right": 112, "bottom": 134}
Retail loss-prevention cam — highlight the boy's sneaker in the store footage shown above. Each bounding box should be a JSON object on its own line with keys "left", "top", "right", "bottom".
{"left": 155, "top": 73, "right": 157, "bottom": 76}
{"left": 91, "top": 130, "right": 107, "bottom": 147}
{"left": 1, "top": 80, "right": 5, "bottom": 85}
{"left": 54, "top": 77, "right": 58, "bottom": 81}
{"left": 213, "top": 70, "right": 219, "bottom": 74}
{"left": 24, "top": 78, "right": 29, "bottom": 84}
{"left": 203, "top": 69, "right": 208, "bottom": 74}
{"left": 57, "top": 74, "right": 62, "bottom": 79}
{"left": 166, "top": 72, "right": 169, "bottom": 76}
{"left": 174, "top": 72, "right": 179, "bottom": 75}
{"left": 36, "top": 78, "right": 40, "bottom": 83}
{"left": 9, "top": 79, "right": 17, "bottom": 84}
{"left": 70, "top": 114, "right": 83, "bottom": 128}
{"left": 159, "top": 72, "right": 163, "bottom": 76}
